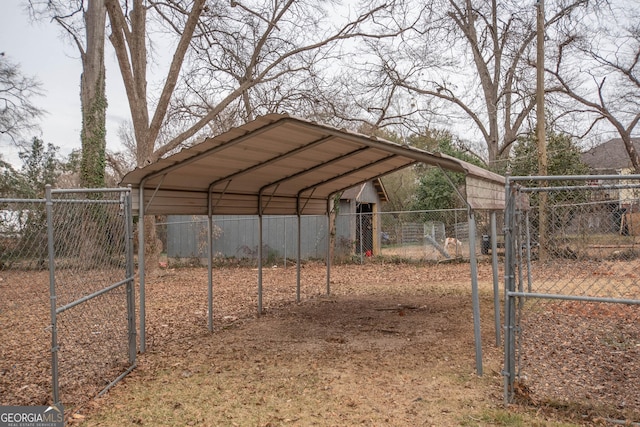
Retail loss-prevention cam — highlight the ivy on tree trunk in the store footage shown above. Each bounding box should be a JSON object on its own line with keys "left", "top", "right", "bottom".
{"left": 80, "top": 0, "right": 108, "bottom": 190}
{"left": 80, "top": 73, "right": 107, "bottom": 189}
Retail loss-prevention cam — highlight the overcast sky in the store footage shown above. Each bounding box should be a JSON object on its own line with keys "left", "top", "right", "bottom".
{"left": 1, "top": 1, "right": 129, "bottom": 167}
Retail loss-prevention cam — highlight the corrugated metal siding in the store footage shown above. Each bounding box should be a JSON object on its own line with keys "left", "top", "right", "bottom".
{"left": 165, "top": 183, "right": 385, "bottom": 260}
{"left": 167, "top": 215, "right": 331, "bottom": 260}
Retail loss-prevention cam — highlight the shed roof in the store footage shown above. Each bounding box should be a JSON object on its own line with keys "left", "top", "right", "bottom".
{"left": 340, "top": 179, "right": 388, "bottom": 203}
{"left": 581, "top": 138, "right": 640, "bottom": 172}
{"left": 121, "top": 114, "right": 505, "bottom": 215}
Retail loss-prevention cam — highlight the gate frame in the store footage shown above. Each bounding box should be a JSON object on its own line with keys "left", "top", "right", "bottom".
{"left": 503, "top": 174, "right": 640, "bottom": 405}
{"left": 46, "top": 185, "right": 137, "bottom": 405}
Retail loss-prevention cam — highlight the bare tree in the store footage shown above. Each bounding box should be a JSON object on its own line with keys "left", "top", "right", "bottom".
{"left": 358, "top": 0, "right": 590, "bottom": 169}
{"left": 28, "top": 0, "right": 109, "bottom": 188}
{"left": 105, "top": 0, "right": 405, "bottom": 166}
{"left": 0, "top": 54, "right": 44, "bottom": 145}
{"left": 105, "top": 0, "right": 205, "bottom": 167}
{"left": 547, "top": 1, "right": 640, "bottom": 171}
{"left": 102, "top": 0, "right": 407, "bottom": 271}
{"left": 79, "top": 0, "right": 108, "bottom": 188}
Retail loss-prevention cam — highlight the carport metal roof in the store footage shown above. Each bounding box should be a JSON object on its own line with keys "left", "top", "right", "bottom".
{"left": 121, "top": 114, "right": 505, "bottom": 215}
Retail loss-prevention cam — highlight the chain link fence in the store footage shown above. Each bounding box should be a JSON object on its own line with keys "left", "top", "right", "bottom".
{"left": 377, "top": 209, "right": 483, "bottom": 261}
{"left": 1, "top": 197, "right": 51, "bottom": 405}
{"left": 504, "top": 175, "right": 640, "bottom": 423}
{"left": 161, "top": 209, "right": 492, "bottom": 266}
{"left": 0, "top": 187, "right": 136, "bottom": 411}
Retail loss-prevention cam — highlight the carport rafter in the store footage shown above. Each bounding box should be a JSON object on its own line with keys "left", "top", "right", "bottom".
{"left": 206, "top": 134, "right": 340, "bottom": 195}
{"left": 292, "top": 153, "right": 402, "bottom": 199}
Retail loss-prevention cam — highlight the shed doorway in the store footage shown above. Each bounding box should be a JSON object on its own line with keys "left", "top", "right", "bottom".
{"left": 356, "top": 202, "right": 374, "bottom": 256}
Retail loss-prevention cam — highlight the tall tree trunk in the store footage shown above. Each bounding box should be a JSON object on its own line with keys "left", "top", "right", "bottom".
{"left": 80, "top": 0, "right": 108, "bottom": 189}
{"left": 106, "top": 0, "right": 204, "bottom": 274}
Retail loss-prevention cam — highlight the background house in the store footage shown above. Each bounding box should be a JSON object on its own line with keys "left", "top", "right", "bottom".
{"left": 581, "top": 138, "right": 640, "bottom": 175}
{"left": 580, "top": 138, "right": 640, "bottom": 233}
{"left": 581, "top": 138, "right": 640, "bottom": 205}
{"left": 165, "top": 179, "right": 388, "bottom": 262}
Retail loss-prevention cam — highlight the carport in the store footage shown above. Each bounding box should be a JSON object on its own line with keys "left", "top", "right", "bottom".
{"left": 120, "top": 113, "right": 505, "bottom": 374}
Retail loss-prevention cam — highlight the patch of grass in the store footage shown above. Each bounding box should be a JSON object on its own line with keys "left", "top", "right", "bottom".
{"left": 461, "top": 408, "right": 584, "bottom": 427}
{"left": 460, "top": 409, "right": 527, "bottom": 426}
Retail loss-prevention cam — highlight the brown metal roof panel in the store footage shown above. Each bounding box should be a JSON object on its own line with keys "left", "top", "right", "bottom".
{"left": 122, "top": 114, "right": 505, "bottom": 215}
{"left": 120, "top": 116, "right": 290, "bottom": 186}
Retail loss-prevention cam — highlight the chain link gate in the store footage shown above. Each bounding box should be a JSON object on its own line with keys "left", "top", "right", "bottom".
{"left": 47, "top": 186, "right": 136, "bottom": 407}
{"left": 504, "top": 175, "right": 640, "bottom": 422}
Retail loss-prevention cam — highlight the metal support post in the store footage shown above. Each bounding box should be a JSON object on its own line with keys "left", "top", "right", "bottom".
{"left": 524, "top": 210, "right": 532, "bottom": 293}
{"left": 207, "top": 213, "right": 214, "bottom": 331}
{"left": 138, "top": 184, "right": 146, "bottom": 353}
{"left": 326, "top": 198, "right": 331, "bottom": 295}
{"left": 468, "top": 209, "right": 483, "bottom": 376}
{"left": 491, "top": 211, "right": 501, "bottom": 347}
{"left": 124, "top": 188, "right": 137, "bottom": 364}
{"left": 296, "top": 213, "right": 301, "bottom": 303}
{"left": 45, "top": 185, "right": 60, "bottom": 404}
{"left": 258, "top": 212, "right": 263, "bottom": 315}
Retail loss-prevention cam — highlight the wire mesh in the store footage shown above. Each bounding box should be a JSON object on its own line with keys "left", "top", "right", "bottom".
{"left": 49, "top": 188, "right": 136, "bottom": 408}
{"left": 0, "top": 199, "right": 52, "bottom": 405}
{"left": 0, "top": 189, "right": 135, "bottom": 410}
{"left": 505, "top": 176, "right": 640, "bottom": 422}
{"left": 378, "top": 209, "right": 480, "bottom": 261}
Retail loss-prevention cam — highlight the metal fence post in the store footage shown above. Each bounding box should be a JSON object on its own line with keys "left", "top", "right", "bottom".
{"left": 45, "top": 185, "right": 60, "bottom": 404}
{"left": 124, "top": 188, "right": 137, "bottom": 364}
{"left": 468, "top": 209, "right": 483, "bottom": 376}
{"left": 491, "top": 211, "right": 500, "bottom": 347}
{"left": 503, "top": 179, "right": 517, "bottom": 404}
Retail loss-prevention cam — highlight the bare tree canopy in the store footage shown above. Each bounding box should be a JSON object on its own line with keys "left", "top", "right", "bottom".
{"left": 16, "top": 0, "right": 638, "bottom": 176}
{"left": 104, "top": 0, "right": 405, "bottom": 166}
{"left": 547, "top": 0, "right": 640, "bottom": 171}
{"left": 349, "top": 0, "right": 594, "bottom": 169}
{"left": 0, "top": 53, "right": 44, "bottom": 145}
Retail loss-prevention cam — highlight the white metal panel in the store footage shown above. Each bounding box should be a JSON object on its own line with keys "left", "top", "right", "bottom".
{"left": 465, "top": 176, "right": 506, "bottom": 210}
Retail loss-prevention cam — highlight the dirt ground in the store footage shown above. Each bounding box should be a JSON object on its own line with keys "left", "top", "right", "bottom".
{"left": 2, "top": 260, "right": 638, "bottom": 426}
{"left": 75, "top": 261, "right": 509, "bottom": 426}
